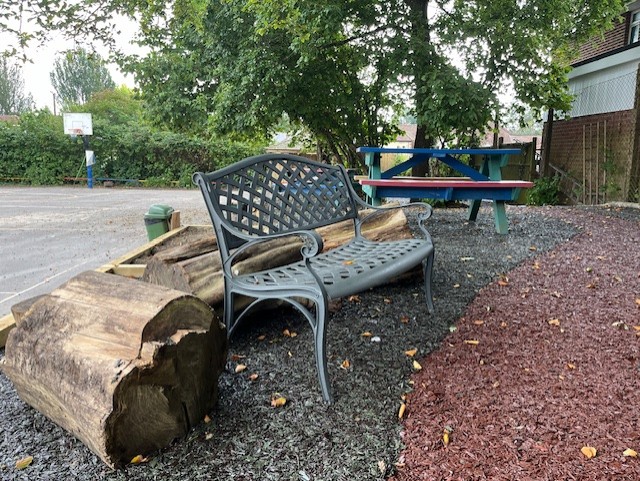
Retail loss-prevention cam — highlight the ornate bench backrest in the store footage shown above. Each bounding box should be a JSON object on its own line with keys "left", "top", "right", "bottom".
{"left": 193, "top": 154, "right": 359, "bottom": 258}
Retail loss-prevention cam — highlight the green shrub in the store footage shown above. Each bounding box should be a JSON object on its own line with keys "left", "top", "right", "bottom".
{"left": 0, "top": 111, "right": 264, "bottom": 185}
{"left": 527, "top": 175, "right": 560, "bottom": 206}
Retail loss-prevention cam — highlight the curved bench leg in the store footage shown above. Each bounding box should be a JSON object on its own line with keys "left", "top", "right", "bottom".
{"left": 312, "top": 298, "right": 332, "bottom": 403}
{"left": 423, "top": 251, "right": 435, "bottom": 314}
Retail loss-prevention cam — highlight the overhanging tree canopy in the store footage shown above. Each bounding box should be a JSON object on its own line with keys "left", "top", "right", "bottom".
{"left": 0, "top": 0, "right": 625, "bottom": 166}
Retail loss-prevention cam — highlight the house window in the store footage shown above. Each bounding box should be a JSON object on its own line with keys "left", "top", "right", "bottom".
{"left": 630, "top": 10, "right": 640, "bottom": 43}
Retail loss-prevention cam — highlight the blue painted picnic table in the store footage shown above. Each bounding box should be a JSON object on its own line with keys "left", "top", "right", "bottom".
{"left": 356, "top": 147, "right": 533, "bottom": 234}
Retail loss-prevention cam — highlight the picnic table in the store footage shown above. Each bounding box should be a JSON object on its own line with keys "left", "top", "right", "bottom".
{"left": 357, "top": 146, "right": 533, "bottom": 234}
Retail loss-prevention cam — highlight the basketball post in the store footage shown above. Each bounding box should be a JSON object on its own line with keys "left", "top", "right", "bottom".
{"left": 63, "top": 113, "right": 94, "bottom": 189}
{"left": 82, "top": 133, "right": 94, "bottom": 189}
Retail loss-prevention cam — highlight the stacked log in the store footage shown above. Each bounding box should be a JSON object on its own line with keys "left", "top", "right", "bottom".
{"left": 142, "top": 208, "right": 415, "bottom": 308}
{"left": 0, "top": 270, "right": 227, "bottom": 467}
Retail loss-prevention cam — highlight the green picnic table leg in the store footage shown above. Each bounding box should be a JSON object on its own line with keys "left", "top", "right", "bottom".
{"left": 493, "top": 200, "right": 509, "bottom": 234}
{"left": 468, "top": 199, "right": 481, "bottom": 221}
{"left": 364, "top": 152, "right": 382, "bottom": 206}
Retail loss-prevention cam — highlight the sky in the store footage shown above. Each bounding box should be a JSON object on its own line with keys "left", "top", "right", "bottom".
{"left": 22, "top": 40, "right": 135, "bottom": 111}
{"left": 6, "top": 17, "right": 140, "bottom": 111}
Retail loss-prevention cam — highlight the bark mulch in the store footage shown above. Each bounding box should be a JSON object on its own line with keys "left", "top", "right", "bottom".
{"left": 392, "top": 206, "right": 640, "bottom": 481}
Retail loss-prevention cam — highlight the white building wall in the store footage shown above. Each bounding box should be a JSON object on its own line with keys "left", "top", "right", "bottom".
{"left": 567, "top": 47, "right": 640, "bottom": 118}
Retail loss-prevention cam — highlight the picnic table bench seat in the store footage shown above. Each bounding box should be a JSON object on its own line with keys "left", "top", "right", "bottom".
{"left": 193, "top": 153, "right": 435, "bottom": 403}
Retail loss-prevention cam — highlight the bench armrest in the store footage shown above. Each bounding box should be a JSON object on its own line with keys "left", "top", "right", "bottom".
{"left": 352, "top": 195, "right": 433, "bottom": 239}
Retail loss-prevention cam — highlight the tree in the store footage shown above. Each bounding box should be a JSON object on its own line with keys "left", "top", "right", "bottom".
{"left": 67, "top": 86, "right": 144, "bottom": 125}
{"left": 0, "top": 57, "right": 33, "bottom": 114}
{"left": 1, "top": 0, "right": 627, "bottom": 165}
{"left": 50, "top": 48, "right": 116, "bottom": 108}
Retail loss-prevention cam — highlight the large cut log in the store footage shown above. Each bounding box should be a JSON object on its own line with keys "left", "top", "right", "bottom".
{"left": 141, "top": 208, "right": 416, "bottom": 309}
{"left": 0, "top": 270, "right": 227, "bottom": 468}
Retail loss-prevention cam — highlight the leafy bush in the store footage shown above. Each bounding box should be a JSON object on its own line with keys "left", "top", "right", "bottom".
{"left": 0, "top": 110, "right": 263, "bottom": 185}
{"left": 527, "top": 175, "right": 560, "bottom": 206}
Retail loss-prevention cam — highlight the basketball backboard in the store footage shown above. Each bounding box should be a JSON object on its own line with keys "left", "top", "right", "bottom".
{"left": 63, "top": 113, "right": 93, "bottom": 136}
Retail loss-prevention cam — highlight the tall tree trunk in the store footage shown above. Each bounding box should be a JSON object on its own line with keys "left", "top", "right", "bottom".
{"left": 406, "top": 0, "right": 434, "bottom": 178}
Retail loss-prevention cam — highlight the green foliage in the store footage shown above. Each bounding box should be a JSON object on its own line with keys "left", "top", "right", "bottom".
{"left": 67, "top": 87, "right": 144, "bottom": 125}
{"left": 0, "top": 0, "right": 628, "bottom": 161}
{"left": 0, "top": 58, "right": 33, "bottom": 114}
{"left": 50, "top": 48, "right": 116, "bottom": 108}
{"left": 0, "top": 110, "right": 262, "bottom": 185}
{"left": 527, "top": 176, "right": 561, "bottom": 206}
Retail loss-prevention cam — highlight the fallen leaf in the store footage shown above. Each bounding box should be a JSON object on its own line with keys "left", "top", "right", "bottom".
{"left": 398, "top": 402, "right": 406, "bottom": 419}
{"left": 205, "top": 432, "right": 214, "bottom": 440}
{"left": 453, "top": 283, "right": 461, "bottom": 288}
{"left": 529, "top": 246, "right": 537, "bottom": 251}
{"left": 283, "top": 329, "right": 297, "bottom": 337}
{"left": 623, "top": 448, "right": 637, "bottom": 457}
{"left": 340, "top": 359, "right": 351, "bottom": 370}
{"left": 348, "top": 294, "right": 361, "bottom": 303}
{"left": 581, "top": 446, "right": 597, "bottom": 459}
{"left": 230, "top": 354, "right": 246, "bottom": 362}
{"left": 15, "top": 456, "right": 33, "bottom": 470}
{"left": 384, "top": 298, "right": 392, "bottom": 304}
{"left": 378, "top": 460, "right": 386, "bottom": 474}
{"left": 449, "top": 325, "right": 457, "bottom": 332}
{"left": 248, "top": 373, "right": 259, "bottom": 381}
{"left": 443, "top": 426, "right": 453, "bottom": 446}
{"left": 464, "top": 339, "right": 479, "bottom": 345}
{"left": 500, "top": 321, "right": 507, "bottom": 328}
{"left": 635, "top": 298, "right": 640, "bottom": 307}
{"left": 371, "top": 336, "right": 381, "bottom": 343}
{"left": 342, "top": 260, "right": 354, "bottom": 265}
{"left": 404, "top": 348, "right": 418, "bottom": 357}
{"left": 412, "top": 360, "right": 422, "bottom": 371}
{"left": 586, "top": 283, "right": 596, "bottom": 289}
{"left": 400, "top": 315, "right": 410, "bottom": 324}
{"left": 361, "top": 331, "right": 373, "bottom": 337}
{"left": 532, "top": 261, "right": 540, "bottom": 270}
{"left": 585, "top": 267, "right": 593, "bottom": 273}
{"left": 270, "top": 396, "right": 287, "bottom": 408}
{"left": 204, "top": 414, "right": 211, "bottom": 423}
{"left": 473, "top": 320, "right": 484, "bottom": 326}
{"left": 497, "top": 276, "right": 509, "bottom": 286}
{"left": 567, "top": 363, "right": 576, "bottom": 370}
{"left": 548, "top": 318, "right": 561, "bottom": 327}
{"left": 596, "top": 255, "right": 605, "bottom": 260}
{"left": 492, "top": 381, "right": 500, "bottom": 388}
{"left": 257, "top": 334, "right": 266, "bottom": 341}
{"left": 130, "top": 455, "right": 146, "bottom": 464}
{"left": 235, "top": 364, "right": 247, "bottom": 373}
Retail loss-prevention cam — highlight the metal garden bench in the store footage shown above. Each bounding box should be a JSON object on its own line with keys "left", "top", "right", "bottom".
{"left": 193, "top": 153, "right": 435, "bottom": 403}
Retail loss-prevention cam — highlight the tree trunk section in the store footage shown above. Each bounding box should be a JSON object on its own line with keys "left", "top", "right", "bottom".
{"left": 0, "top": 270, "right": 227, "bottom": 468}
{"left": 142, "top": 208, "right": 414, "bottom": 308}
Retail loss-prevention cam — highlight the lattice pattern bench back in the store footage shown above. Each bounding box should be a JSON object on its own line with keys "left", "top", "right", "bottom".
{"left": 194, "top": 154, "right": 359, "bottom": 252}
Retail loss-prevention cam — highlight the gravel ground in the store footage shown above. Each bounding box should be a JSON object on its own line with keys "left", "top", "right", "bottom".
{"left": 0, "top": 204, "right": 583, "bottom": 480}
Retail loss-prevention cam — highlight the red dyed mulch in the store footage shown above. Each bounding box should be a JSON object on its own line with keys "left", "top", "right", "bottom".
{"left": 392, "top": 207, "right": 640, "bottom": 481}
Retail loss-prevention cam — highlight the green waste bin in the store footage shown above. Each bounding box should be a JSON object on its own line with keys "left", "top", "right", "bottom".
{"left": 144, "top": 204, "right": 174, "bottom": 241}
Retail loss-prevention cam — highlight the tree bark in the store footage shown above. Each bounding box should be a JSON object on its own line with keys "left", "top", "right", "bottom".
{"left": 141, "top": 208, "right": 413, "bottom": 308}
{"left": 0, "top": 270, "right": 227, "bottom": 468}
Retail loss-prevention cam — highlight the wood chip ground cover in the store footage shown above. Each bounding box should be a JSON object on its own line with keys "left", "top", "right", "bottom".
{"left": 0, "top": 205, "right": 637, "bottom": 480}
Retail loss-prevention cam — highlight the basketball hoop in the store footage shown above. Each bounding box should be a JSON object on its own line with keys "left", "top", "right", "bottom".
{"left": 73, "top": 128, "right": 84, "bottom": 136}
